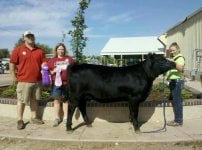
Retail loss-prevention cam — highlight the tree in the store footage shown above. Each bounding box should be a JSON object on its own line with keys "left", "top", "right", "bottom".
{"left": 36, "top": 43, "right": 53, "bottom": 54}
{"left": 0, "top": 49, "right": 10, "bottom": 58}
{"left": 15, "top": 38, "right": 24, "bottom": 47}
{"left": 14, "top": 38, "right": 53, "bottom": 54}
{"left": 68, "top": 0, "right": 91, "bottom": 62}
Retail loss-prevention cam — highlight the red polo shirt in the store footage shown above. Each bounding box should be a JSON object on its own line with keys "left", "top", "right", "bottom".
{"left": 10, "top": 44, "right": 47, "bottom": 82}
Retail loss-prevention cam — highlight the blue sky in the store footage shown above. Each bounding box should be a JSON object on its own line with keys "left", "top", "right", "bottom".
{"left": 0, "top": 0, "right": 202, "bottom": 56}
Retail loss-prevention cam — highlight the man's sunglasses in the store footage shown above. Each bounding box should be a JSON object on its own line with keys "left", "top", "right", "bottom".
{"left": 25, "top": 34, "right": 35, "bottom": 38}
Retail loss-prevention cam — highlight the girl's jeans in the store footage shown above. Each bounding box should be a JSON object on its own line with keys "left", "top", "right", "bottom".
{"left": 169, "top": 79, "right": 184, "bottom": 123}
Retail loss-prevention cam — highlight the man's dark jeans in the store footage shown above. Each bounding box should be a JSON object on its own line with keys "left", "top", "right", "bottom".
{"left": 169, "top": 79, "right": 184, "bottom": 123}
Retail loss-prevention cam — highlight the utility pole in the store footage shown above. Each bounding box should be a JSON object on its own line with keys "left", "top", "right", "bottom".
{"left": 62, "top": 31, "right": 66, "bottom": 43}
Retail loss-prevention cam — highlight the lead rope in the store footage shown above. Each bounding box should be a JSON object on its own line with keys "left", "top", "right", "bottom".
{"left": 143, "top": 75, "right": 167, "bottom": 133}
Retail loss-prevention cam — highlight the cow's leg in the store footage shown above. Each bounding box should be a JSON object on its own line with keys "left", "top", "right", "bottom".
{"left": 78, "top": 100, "right": 91, "bottom": 127}
{"left": 128, "top": 103, "right": 133, "bottom": 123}
{"left": 129, "top": 100, "right": 140, "bottom": 133}
{"left": 66, "top": 102, "right": 77, "bottom": 131}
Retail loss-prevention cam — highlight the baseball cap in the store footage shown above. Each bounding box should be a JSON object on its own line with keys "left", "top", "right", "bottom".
{"left": 23, "top": 31, "right": 34, "bottom": 37}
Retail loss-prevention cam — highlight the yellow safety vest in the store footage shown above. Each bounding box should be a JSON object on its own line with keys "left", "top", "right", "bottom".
{"left": 166, "top": 53, "right": 185, "bottom": 80}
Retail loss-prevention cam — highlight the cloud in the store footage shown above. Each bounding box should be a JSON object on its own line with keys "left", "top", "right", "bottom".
{"left": 106, "top": 12, "right": 134, "bottom": 23}
{"left": 0, "top": 0, "right": 77, "bottom": 38}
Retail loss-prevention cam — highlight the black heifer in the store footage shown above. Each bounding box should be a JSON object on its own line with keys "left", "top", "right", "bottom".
{"left": 66, "top": 54, "right": 176, "bottom": 132}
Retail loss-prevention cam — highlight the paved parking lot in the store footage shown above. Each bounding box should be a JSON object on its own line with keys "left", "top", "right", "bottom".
{"left": 0, "top": 71, "right": 12, "bottom": 87}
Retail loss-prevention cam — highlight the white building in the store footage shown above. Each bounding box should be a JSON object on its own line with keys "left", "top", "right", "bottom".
{"left": 100, "top": 36, "right": 165, "bottom": 66}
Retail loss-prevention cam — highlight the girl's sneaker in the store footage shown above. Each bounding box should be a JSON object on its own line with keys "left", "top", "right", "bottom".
{"left": 53, "top": 118, "right": 61, "bottom": 127}
{"left": 63, "top": 118, "right": 67, "bottom": 125}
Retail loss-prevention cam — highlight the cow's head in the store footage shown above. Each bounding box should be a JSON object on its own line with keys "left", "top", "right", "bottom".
{"left": 144, "top": 53, "right": 176, "bottom": 79}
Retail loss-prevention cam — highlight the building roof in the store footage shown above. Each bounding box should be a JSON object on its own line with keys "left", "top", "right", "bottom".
{"left": 100, "top": 36, "right": 165, "bottom": 56}
{"left": 166, "top": 7, "right": 202, "bottom": 32}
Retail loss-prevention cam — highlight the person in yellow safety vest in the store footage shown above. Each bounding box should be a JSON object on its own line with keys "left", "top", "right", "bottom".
{"left": 166, "top": 42, "right": 185, "bottom": 126}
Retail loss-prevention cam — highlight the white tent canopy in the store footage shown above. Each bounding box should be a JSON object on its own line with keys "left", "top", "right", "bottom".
{"left": 100, "top": 36, "right": 165, "bottom": 56}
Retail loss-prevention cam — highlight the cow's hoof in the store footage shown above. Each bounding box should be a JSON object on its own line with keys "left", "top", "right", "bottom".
{"left": 135, "top": 129, "right": 141, "bottom": 134}
{"left": 66, "top": 130, "right": 73, "bottom": 134}
{"left": 66, "top": 126, "right": 72, "bottom": 131}
{"left": 86, "top": 124, "right": 92, "bottom": 128}
{"left": 66, "top": 127, "right": 73, "bottom": 134}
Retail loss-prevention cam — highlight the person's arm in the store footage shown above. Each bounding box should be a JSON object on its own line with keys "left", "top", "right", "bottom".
{"left": 176, "top": 64, "right": 184, "bottom": 73}
{"left": 9, "top": 63, "right": 17, "bottom": 84}
{"left": 175, "top": 56, "right": 185, "bottom": 73}
{"left": 47, "top": 59, "right": 56, "bottom": 75}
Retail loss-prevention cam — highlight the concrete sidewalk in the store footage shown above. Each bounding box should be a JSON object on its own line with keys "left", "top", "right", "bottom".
{"left": 0, "top": 116, "right": 202, "bottom": 143}
{"left": 184, "top": 78, "right": 202, "bottom": 97}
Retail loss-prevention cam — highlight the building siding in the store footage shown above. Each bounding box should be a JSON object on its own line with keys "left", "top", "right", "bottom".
{"left": 166, "top": 10, "right": 202, "bottom": 79}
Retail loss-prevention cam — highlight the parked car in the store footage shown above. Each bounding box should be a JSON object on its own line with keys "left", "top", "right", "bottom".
{"left": 0, "top": 59, "right": 7, "bottom": 74}
{"left": 1, "top": 58, "right": 10, "bottom": 71}
{"left": 0, "top": 63, "right": 4, "bottom": 74}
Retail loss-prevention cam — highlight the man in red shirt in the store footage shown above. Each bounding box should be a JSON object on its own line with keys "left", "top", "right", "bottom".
{"left": 10, "top": 31, "right": 47, "bottom": 130}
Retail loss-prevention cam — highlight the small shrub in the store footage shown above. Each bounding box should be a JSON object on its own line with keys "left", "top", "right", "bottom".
{"left": 0, "top": 85, "right": 52, "bottom": 100}
{"left": 1, "top": 85, "right": 17, "bottom": 98}
{"left": 0, "top": 82, "right": 196, "bottom": 101}
{"left": 149, "top": 82, "right": 195, "bottom": 100}
{"left": 41, "top": 85, "right": 52, "bottom": 100}
{"left": 181, "top": 89, "right": 193, "bottom": 99}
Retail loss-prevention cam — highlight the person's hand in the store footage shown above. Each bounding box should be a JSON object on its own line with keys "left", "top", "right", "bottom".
{"left": 41, "top": 62, "right": 48, "bottom": 67}
{"left": 12, "top": 76, "right": 17, "bottom": 85}
{"left": 50, "top": 69, "right": 56, "bottom": 75}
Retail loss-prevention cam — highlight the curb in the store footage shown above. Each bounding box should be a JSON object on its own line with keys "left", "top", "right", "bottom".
{"left": 0, "top": 97, "right": 201, "bottom": 107}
